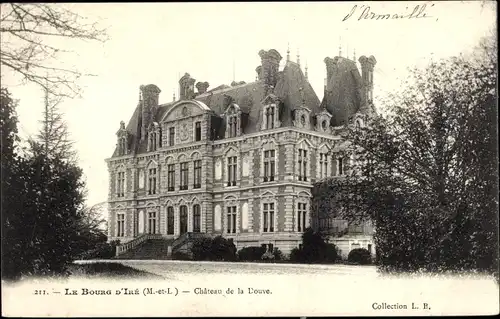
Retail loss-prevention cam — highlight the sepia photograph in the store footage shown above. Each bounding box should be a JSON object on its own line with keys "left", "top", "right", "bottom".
{"left": 1, "top": 1, "right": 499, "bottom": 317}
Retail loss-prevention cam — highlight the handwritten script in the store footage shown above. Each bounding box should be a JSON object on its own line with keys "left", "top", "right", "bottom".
{"left": 342, "top": 4, "right": 435, "bottom": 22}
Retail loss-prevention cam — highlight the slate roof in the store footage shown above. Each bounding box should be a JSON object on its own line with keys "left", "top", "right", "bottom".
{"left": 111, "top": 53, "right": 365, "bottom": 158}
{"left": 321, "top": 56, "right": 364, "bottom": 126}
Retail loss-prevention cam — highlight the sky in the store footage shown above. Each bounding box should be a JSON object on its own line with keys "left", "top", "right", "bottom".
{"left": 1, "top": 1, "right": 496, "bottom": 207}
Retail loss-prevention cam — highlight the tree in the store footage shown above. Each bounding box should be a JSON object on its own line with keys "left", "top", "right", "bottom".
{"left": 313, "top": 35, "right": 498, "bottom": 276}
{"left": 1, "top": 87, "right": 23, "bottom": 279}
{"left": 0, "top": 3, "right": 107, "bottom": 98}
{"left": 30, "top": 87, "right": 76, "bottom": 163}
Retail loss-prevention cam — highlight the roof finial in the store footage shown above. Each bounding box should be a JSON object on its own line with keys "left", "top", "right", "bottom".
{"left": 339, "top": 36, "right": 342, "bottom": 57}
{"left": 296, "top": 48, "right": 300, "bottom": 67}
{"left": 353, "top": 48, "right": 356, "bottom": 62}
{"left": 287, "top": 42, "right": 290, "bottom": 62}
{"left": 305, "top": 61, "right": 308, "bottom": 81}
{"left": 173, "top": 89, "right": 176, "bottom": 101}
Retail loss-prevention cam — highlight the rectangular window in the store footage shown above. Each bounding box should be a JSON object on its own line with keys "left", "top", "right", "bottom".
{"left": 117, "top": 214, "right": 125, "bottom": 237}
{"left": 193, "top": 205, "right": 201, "bottom": 232}
{"left": 227, "top": 156, "right": 237, "bottom": 186}
{"left": 167, "top": 164, "right": 175, "bottom": 192}
{"left": 228, "top": 116, "right": 238, "bottom": 138}
{"left": 263, "top": 203, "right": 275, "bottom": 233}
{"left": 169, "top": 127, "right": 175, "bottom": 146}
{"left": 148, "top": 211, "right": 157, "bottom": 234}
{"left": 167, "top": 207, "right": 174, "bottom": 235}
{"left": 263, "top": 150, "right": 275, "bottom": 182}
{"left": 193, "top": 160, "right": 202, "bottom": 189}
{"left": 195, "top": 122, "right": 201, "bottom": 141}
{"left": 338, "top": 157, "right": 344, "bottom": 175}
{"left": 117, "top": 172, "right": 125, "bottom": 197}
{"left": 297, "top": 203, "right": 307, "bottom": 232}
{"left": 298, "top": 149, "right": 308, "bottom": 181}
{"left": 180, "top": 162, "right": 188, "bottom": 190}
{"left": 266, "top": 106, "right": 275, "bottom": 129}
{"left": 226, "top": 206, "right": 237, "bottom": 234}
{"left": 319, "top": 153, "right": 328, "bottom": 179}
{"left": 148, "top": 168, "right": 157, "bottom": 195}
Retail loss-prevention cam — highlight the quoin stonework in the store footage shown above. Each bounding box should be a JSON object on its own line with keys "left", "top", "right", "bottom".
{"left": 106, "top": 48, "right": 377, "bottom": 258}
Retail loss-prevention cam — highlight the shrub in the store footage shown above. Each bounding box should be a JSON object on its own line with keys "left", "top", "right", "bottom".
{"left": 237, "top": 246, "right": 266, "bottom": 261}
{"left": 189, "top": 236, "right": 236, "bottom": 261}
{"left": 79, "top": 240, "right": 120, "bottom": 260}
{"left": 290, "top": 228, "right": 340, "bottom": 264}
{"left": 261, "top": 251, "right": 274, "bottom": 261}
{"left": 211, "top": 236, "right": 237, "bottom": 261}
{"left": 323, "top": 244, "right": 339, "bottom": 263}
{"left": 191, "top": 238, "right": 214, "bottom": 261}
{"left": 272, "top": 248, "right": 284, "bottom": 261}
{"left": 172, "top": 251, "right": 191, "bottom": 261}
{"left": 289, "top": 247, "right": 304, "bottom": 263}
{"left": 348, "top": 248, "right": 372, "bottom": 265}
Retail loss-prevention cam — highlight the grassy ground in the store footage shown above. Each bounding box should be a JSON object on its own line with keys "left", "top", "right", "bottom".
{"left": 68, "top": 262, "right": 163, "bottom": 279}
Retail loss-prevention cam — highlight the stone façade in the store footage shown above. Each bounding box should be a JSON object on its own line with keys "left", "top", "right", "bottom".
{"left": 105, "top": 49, "right": 376, "bottom": 257}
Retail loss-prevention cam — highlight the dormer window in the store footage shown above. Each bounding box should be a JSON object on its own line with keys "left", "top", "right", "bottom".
{"left": 228, "top": 116, "right": 238, "bottom": 137}
{"left": 261, "top": 94, "right": 281, "bottom": 130}
{"left": 148, "top": 131, "right": 157, "bottom": 151}
{"left": 147, "top": 123, "right": 161, "bottom": 151}
{"left": 266, "top": 106, "right": 275, "bottom": 129}
{"left": 225, "top": 103, "right": 241, "bottom": 138}
{"left": 315, "top": 110, "right": 333, "bottom": 133}
{"left": 194, "top": 121, "right": 201, "bottom": 141}
{"left": 293, "top": 107, "right": 311, "bottom": 130}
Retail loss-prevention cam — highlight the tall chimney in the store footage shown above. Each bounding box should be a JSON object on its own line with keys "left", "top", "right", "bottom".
{"left": 358, "top": 55, "right": 377, "bottom": 106}
{"left": 255, "top": 65, "right": 263, "bottom": 81}
{"left": 179, "top": 73, "right": 196, "bottom": 100}
{"left": 140, "top": 84, "right": 161, "bottom": 140}
{"left": 196, "top": 81, "right": 209, "bottom": 94}
{"left": 258, "top": 49, "right": 282, "bottom": 91}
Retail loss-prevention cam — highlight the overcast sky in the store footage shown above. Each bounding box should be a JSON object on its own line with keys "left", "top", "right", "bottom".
{"left": 2, "top": 1, "right": 496, "bottom": 207}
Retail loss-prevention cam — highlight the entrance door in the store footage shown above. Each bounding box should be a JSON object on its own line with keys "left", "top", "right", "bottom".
{"left": 180, "top": 205, "right": 188, "bottom": 234}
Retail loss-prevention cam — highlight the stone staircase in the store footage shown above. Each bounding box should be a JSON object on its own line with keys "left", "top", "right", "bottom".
{"left": 115, "top": 237, "right": 175, "bottom": 260}
{"left": 114, "top": 232, "right": 212, "bottom": 260}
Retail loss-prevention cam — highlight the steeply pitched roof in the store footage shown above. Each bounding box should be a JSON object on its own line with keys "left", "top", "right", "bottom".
{"left": 274, "top": 61, "right": 321, "bottom": 125}
{"left": 111, "top": 57, "right": 321, "bottom": 157}
{"left": 322, "top": 57, "right": 363, "bottom": 126}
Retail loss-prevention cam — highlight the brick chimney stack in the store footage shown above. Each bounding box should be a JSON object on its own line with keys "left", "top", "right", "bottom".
{"left": 358, "top": 55, "right": 377, "bottom": 106}
{"left": 258, "top": 49, "right": 282, "bottom": 91}
{"left": 196, "top": 81, "right": 210, "bottom": 94}
{"left": 179, "top": 73, "right": 196, "bottom": 100}
{"left": 140, "top": 84, "right": 161, "bottom": 140}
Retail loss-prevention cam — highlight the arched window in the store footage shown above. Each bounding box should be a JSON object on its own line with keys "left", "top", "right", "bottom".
{"left": 167, "top": 207, "right": 174, "bottom": 235}
{"left": 179, "top": 205, "right": 188, "bottom": 234}
{"left": 193, "top": 204, "right": 201, "bottom": 232}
